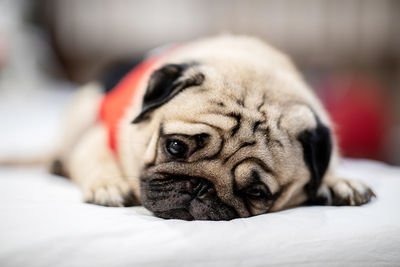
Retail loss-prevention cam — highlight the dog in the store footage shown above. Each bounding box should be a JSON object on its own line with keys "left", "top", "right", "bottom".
{"left": 51, "top": 35, "right": 375, "bottom": 220}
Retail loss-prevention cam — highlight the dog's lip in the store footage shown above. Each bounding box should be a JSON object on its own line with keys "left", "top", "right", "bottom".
{"left": 153, "top": 208, "right": 195, "bottom": 220}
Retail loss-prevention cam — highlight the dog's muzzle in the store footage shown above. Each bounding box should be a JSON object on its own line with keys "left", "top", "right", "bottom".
{"left": 140, "top": 176, "right": 238, "bottom": 220}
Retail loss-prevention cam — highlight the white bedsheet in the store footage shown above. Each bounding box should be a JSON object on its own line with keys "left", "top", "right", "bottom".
{"left": 1, "top": 159, "right": 399, "bottom": 267}
{"left": 0, "top": 90, "right": 399, "bottom": 266}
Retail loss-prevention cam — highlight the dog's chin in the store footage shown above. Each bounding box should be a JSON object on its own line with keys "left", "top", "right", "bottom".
{"left": 140, "top": 176, "right": 238, "bottom": 221}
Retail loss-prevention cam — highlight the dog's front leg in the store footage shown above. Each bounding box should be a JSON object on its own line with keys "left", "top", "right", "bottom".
{"left": 68, "top": 124, "right": 138, "bottom": 207}
{"left": 316, "top": 172, "right": 375, "bottom": 206}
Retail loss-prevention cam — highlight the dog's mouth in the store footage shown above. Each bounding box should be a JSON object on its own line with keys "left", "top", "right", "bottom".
{"left": 140, "top": 175, "right": 238, "bottom": 220}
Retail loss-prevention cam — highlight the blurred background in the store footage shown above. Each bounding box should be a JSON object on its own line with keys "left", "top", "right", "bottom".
{"left": 0, "top": 0, "right": 399, "bottom": 164}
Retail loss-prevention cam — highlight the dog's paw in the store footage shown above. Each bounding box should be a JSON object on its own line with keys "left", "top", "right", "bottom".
{"left": 83, "top": 181, "right": 139, "bottom": 207}
{"left": 316, "top": 178, "right": 376, "bottom": 206}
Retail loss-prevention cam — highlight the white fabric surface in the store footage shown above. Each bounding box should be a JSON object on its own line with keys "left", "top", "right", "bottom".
{"left": 1, "top": 160, "right": 399, "bottom": 267}
{"left": 0, "top": 90, "right": 399, "bottom": 266}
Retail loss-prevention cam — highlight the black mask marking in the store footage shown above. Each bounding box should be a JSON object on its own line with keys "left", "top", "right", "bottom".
{"left": 140, "top": 176, "right": 238, "bottom": 220}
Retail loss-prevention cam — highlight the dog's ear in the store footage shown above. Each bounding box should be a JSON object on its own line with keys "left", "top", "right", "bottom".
{"left": 132, "top": 63, "right": 204, "bottom": 123}
{"left": 297, "top": 116, "right": 332, "bottom": 202}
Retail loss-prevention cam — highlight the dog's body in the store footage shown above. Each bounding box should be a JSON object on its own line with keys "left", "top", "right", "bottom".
{"left": 53, "top": 36, "right": 374, "bottom": 220}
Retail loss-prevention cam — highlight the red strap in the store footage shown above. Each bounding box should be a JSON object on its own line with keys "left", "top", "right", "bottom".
{"left": 99, "top": 56, "right": 159, "bottom": 154}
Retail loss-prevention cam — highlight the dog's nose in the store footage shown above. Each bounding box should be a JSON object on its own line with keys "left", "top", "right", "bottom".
{"left": 190, "top": 178, "right": 214, "bottom": 199}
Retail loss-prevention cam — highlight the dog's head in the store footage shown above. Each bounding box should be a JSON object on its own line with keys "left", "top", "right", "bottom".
{"left": 129, "top": 43, "right": 332, "bottom": 220}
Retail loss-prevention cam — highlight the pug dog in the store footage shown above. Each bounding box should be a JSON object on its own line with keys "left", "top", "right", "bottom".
{"left": 52, "top": 35, "right": 375, "bottom": 220}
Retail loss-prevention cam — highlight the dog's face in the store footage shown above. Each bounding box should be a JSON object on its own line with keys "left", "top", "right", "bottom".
{"left": 129, "top": 48, "right": 332, "bottom": 220}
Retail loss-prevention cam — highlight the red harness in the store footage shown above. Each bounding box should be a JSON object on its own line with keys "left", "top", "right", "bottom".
{"left": 99, "top": 56, "right": 161, "bottom": 155}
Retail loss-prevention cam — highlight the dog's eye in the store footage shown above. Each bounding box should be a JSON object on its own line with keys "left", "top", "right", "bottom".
{"left": 245, "top": 184, "right": 271, "bottom": 200}
{"left": 166, "top": 139, "right": 188, "bottom": 158}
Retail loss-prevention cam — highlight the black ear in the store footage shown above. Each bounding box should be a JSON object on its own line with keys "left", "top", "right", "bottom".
{"left": 297, "top": 115, "right": 332, "bottom": 202}
{"left": 132, "top": 63, "right": 204, "bottom": 123}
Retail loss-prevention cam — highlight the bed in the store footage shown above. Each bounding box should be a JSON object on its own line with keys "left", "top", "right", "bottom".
{"left": 0, "top": 90, "right": 399, "bottom": 267}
